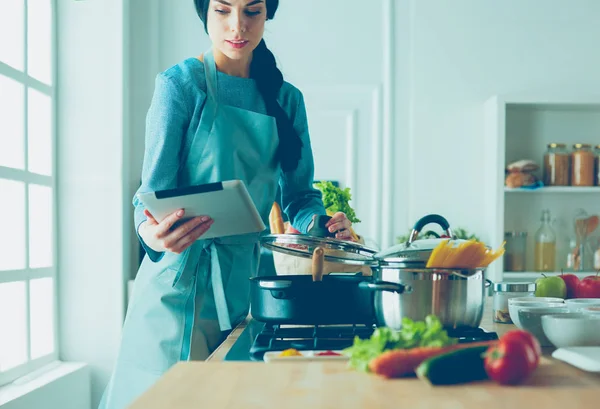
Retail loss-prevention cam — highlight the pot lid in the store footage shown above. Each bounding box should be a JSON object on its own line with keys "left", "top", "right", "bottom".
{"left": 260, "top": 234, "right": 379, "bottom": 266}
{"left": 373, "top": 214, "right": 465, "bottom": 264}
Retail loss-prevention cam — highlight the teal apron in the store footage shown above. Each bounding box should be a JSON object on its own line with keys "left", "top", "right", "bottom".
{"left": 98, "top": 48, "right": 280, "bottom": 409}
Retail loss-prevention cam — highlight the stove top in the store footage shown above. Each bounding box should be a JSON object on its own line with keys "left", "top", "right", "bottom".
{"left": 223, "top": 320, "right": 499, "bottom": 362}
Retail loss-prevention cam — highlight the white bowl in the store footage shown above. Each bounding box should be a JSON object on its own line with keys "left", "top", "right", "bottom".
{"left": 518, "top": 306, "right": 570, "bottom": 347}
{"left": 541, "top": 313, "right": 600, "bottom": 348}
{"left": 508, "top": 296, "right": 564, "bottom": 305}
{"left": 581, "top": 306, "right": 600, "bottom": 316}
{"left": 509, "top": 301, "right": 565, "bottom": 329}
{"left": 565, "top": 298, "right": 600, "bottom": 312}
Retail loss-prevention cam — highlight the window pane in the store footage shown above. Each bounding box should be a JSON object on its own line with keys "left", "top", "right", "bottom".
{"left": 27, "top": 88, "right": 52, "bottom": 176}
{"left": 0, "top": 0, "right": 24, "bottom": 71}
{"left": 27, "top": 0, "right": 52, "bottom": 85}
{"left": 30, "top": 277, "right": 54, "bottom": 359}
{"left": 0, "top": 179, "right": 26, "bottom": 271}
{"left": 0, "top": 281, "right": 27, "bottom": 371}
{"left": 0, "top": 75, "right": 25, "bottom": 170}
{"left": 29, "top": 184, "right": 52, "bottom": 268}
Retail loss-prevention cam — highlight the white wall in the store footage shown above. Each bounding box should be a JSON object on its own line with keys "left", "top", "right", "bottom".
{"left": 403, "top": 0, "right": 600, "bottom": 243}
{"left": 128, "top": 0, "right": 600, "bottom": 257}
{"left": 57, "top": 0, "right": 127, "bottom": 407}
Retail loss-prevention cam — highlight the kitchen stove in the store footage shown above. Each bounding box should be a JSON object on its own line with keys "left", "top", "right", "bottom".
{"left": 223, "top": 319, "right": 499, "bottom": 362}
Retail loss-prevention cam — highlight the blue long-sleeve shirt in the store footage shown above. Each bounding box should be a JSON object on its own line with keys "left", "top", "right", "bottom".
{"left": 133, "top": 57, "right": 326, "bottom": 261}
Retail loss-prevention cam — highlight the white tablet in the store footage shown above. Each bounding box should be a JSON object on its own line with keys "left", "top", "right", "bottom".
{"left": 136, "top": 179, "right": 266, "bottom": 240}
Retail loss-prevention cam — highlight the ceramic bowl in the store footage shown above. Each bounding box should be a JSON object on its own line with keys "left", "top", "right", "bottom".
{"left": 508, "top": 299, "right": 565, "bottom": 329}
{"left": 518, "top": 306, "right": 570, "bottom": 347}
{"left": 565, "top": 298, "right": 600, "bottom": 312}
{"left": 508, "top": 296, "right": 564, "bottom": 305}
{"left": 541, "top": 313, "right": 600, "bottom": 348}
{"left": 581, "top": 306, "right": 600, "bottom": 316}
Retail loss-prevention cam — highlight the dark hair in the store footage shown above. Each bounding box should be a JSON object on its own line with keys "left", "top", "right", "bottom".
{"left": 194, "top": 0, "right": 302, "bottom": 172}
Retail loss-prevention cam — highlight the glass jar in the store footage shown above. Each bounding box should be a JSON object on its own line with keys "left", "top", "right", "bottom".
{"left": 492, "top": 282, "right": 536, "bottom": 324}
{"left": 572, "top": 143, "right": 594, "bottom": 187}
{"left": 543, "top": 143, "right": 570, "bottom": 186}
{"left": 595, "top": 145, "right": 600, "bottom": 186}
{"left": 504, "top": 231, "right": 527, "bottom": 271}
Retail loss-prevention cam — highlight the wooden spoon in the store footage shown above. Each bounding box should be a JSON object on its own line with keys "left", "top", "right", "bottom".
{"left": 312, "top": 247, "right": 325, "bottom": 282}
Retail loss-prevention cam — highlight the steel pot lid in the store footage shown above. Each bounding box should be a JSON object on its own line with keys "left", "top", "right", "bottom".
{"left": 374, "top": 214, "right": 468, "bottom": 265}
{"left": 260, "top": 234, "right": 378, "bottom": 266}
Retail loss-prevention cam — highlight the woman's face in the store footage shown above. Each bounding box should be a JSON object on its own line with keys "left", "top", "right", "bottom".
{"left": 207, "top": 0, "right": 267, "bottom": 61}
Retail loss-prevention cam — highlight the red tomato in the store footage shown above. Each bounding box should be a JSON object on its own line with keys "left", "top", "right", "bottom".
{"left": 501, "top": 330, "right": 542, "bottom": 367}
{"left": 484, "top": 330, "right": 540, "bottom": 385}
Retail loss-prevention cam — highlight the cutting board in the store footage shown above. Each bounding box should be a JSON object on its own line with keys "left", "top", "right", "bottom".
{"left": 129, "top": 360, "right": 600, "bottom": 409}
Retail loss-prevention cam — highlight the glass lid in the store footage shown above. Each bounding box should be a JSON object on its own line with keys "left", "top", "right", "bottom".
{"left": 260, "top": 234, "right": 379, "bottom": 266}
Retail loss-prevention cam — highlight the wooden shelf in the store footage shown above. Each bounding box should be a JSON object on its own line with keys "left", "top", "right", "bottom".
{"left": 503, "top": 271, "right": 596, "bottom": 280}
{"left": 505, "top": 187, "right": 600, "bottom": 193}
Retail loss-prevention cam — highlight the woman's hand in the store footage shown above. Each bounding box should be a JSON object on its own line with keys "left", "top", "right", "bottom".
{"left": 325, "top": 212, "right": 355, "bottom": 241}
{"left": 139, "top": 209, "right": 214, "bottom": 254}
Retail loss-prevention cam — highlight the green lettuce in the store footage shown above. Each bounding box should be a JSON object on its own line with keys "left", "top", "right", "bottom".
{"left": 342, "top": 315, "right": 457, "bottom": 372}
{"left": 313, "top": 181, "right": 360, "bottom": 223}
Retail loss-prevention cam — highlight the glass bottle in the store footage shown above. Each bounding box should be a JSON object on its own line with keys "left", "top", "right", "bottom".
{"left": 534, "top": 209, "right": 556, "bottom": 272}
{"left": 543, "top": 143, "right": 570, "bottom": 186}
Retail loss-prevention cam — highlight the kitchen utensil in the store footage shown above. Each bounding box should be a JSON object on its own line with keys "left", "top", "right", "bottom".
{"left": 263, "top": 232, "right": 377, "bottom": 276}
{"left": 307, "top": 215, "right": 335, "bottom": 238}
{"left": 541, "top": 313, "right": 600, "bottom": 348}
{"left": 552, "top": 347, "right": 600, "bottom": 373}
{"left": 260, "top": 214, "right": 504, "bottom": 330}
{"left": 508, "top": 298, "right": 565, "bottom": 328}
{"left": 582, "top": 306, "right": 600, "bottom": 316}
{"left": 517, "top": 306, "right": 570, "bottom": 347}
{"left": 312, "top": 247, "right": 324, "bottom": 282}
{"left": 248, "top": 273, "right": 375, "bottom": 325}
{"left": 364, "top": 214, "right": 496, "bottom": 330}
{"left": 565, "top": 298, "right": 600, "bottom": 312}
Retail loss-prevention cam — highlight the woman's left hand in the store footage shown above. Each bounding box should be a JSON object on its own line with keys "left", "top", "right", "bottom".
{"left": 325, "top": 212, "right": 355, "bottom": 241}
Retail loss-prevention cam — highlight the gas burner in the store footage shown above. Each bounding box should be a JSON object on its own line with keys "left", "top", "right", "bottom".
{"left": 446, "top": 327, "right": 499, "bottom": 343}
{"left": 248, "top": 323, "right": 374, "bottom": 361}
{"left": 224, "top": 320, "right": 500, "bottom": 362}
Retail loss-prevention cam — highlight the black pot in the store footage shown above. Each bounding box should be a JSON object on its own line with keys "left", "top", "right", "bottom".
{"left": 249, "top": 274, "right": 376, "bottom": 325}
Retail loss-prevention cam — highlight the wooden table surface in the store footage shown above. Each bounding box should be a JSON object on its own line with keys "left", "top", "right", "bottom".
{"left": 130, "top": 298, "right": 600, "bottom": 409}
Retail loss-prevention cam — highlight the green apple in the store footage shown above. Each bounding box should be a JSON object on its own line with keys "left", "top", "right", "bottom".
{"left": 535, "top": 275, "right": 567, "bottom": 298}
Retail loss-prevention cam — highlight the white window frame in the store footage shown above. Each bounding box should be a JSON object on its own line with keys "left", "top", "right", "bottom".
{"left": 0, "top": 0, "right": 58, "bottom": 387}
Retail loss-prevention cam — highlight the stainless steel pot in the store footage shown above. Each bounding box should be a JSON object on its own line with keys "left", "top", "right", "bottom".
{"left": 363, "top": 214, "right": 492, "bottom": 330}
{"left": 362, "top": 267, "right": 489, "bottom": 330}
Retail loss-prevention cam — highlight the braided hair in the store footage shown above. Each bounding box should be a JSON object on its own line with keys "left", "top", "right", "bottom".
{"left": 194, "top": 0, "right": 303, "bottom": 172}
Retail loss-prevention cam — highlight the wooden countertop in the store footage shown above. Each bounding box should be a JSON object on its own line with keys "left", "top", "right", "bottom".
{"left": 130, "top": 298, "right": 600, "bottom": 409}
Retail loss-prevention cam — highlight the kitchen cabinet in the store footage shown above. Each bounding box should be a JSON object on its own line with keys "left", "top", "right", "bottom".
{"left": 484, "top": 93, "right": 600, "bottom": 283}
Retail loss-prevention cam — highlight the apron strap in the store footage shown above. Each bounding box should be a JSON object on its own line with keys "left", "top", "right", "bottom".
{"left": 202, "top": 48, "right": 219, "bottom": 101}
{"left": 209, "top": 241, "right": 232, "bottom": 331}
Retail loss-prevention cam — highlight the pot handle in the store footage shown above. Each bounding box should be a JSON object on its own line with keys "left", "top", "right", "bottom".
{"left": 359, "top": 281, "right": 413, "bottom": 294}
{"left": 409, "top": 214, "right": 454, "bottom": 244}
{"left": 485, "top": 279, "right": 493, "bottom": 288}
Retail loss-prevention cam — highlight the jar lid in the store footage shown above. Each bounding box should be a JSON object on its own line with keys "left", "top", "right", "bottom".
{"left": 504, "top": 231, "right": 527, "bottom": 237}
{"left": 547, "top": 143, "right": 566, "bottom": 148}
{"left": 493, "top": 282, "right": 536, "bottom": 292}
{"left": 573, "top": 143, "right": 592, "bottom": 149}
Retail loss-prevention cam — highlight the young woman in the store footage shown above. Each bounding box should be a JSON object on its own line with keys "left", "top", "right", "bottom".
{"left": 98, "top": 1, "right": 354, "bottom": 408}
